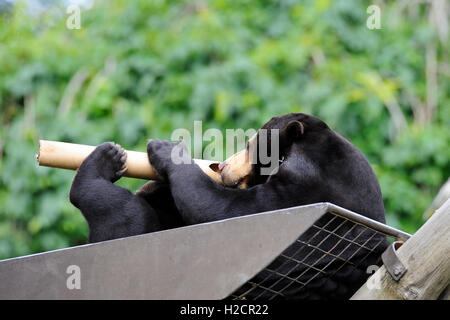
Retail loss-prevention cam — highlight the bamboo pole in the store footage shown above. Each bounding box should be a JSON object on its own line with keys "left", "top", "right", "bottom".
{"left": 351, "top": 199, "right": 450, "bottom": 300}
{"left": 36, "top": 140, "right": 222, "bottom": 184}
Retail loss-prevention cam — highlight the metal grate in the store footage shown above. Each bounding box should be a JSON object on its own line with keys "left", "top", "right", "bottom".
{"left": 230, "top": 212, "right": 394, "bottom": 300}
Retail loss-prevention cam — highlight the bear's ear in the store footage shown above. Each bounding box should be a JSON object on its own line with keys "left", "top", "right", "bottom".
{"left": 281, "top": 120, "right": 304, "bottom": 142}
{"left": 209, "top": 163, "right": 220, "bottom": 173}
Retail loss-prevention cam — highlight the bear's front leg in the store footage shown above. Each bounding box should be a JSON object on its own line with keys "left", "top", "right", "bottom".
{"left": 70, "top": 142, "right": 127, "bottom": 205}
{"left": 146, "top": 139, "right": 228, "bottom": 224}
{"left": 146, "top": 139, "right": 191, "bottom": 179}
{"left": 70, "top": 142, "right": 161, "bottom": 242}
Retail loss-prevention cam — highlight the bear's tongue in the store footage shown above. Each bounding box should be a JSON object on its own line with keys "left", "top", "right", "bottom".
{"left": 218, "top": 162, "right": 227, "bottom": 171}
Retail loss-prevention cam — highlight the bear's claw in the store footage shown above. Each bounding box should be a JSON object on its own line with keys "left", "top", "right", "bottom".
{"left": 84, "top": 142, "right": 128, "bottom": 182}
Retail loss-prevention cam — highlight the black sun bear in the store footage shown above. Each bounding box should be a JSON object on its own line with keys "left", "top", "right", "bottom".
{"left": 69, "top": 113, "right": 388, "bottom": 299}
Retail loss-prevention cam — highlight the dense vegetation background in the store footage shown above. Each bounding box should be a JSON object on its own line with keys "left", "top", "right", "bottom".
{"left": 0, "top": 0, "right": 448, "bottom": 260}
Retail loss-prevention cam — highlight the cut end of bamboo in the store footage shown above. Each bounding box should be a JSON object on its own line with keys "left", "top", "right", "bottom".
{"left": 36, "top": 139, "right": 44, "bottom": 164}
{"left": 36, "top": 140, "right": 40, "bottom": 164}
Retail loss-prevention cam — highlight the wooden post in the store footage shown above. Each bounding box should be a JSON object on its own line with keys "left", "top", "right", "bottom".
{"left": 351, "top": 199, "right": 450, "bottom": 300}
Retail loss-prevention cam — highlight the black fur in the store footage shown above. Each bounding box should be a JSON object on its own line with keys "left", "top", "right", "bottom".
{"left": 69, "top": 113, "right": 387, "bottom": 299}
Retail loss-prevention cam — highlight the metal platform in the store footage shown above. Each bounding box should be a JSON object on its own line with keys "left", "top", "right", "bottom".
{"left": 0, "top": 203, "right": 410, "bottom": 299}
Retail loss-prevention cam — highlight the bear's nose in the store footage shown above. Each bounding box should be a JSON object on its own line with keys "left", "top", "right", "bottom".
{"left": 218, "top": 161, "right": 227, "bottom": 171}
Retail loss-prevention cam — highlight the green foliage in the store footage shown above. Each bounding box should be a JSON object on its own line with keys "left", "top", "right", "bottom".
{"left": 0, "top": 0, "right": 449, "bottom": 259}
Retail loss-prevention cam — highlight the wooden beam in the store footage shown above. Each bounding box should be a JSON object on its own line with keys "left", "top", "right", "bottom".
{"left": 351, "top": 199, "right": 450, "bottom": 300}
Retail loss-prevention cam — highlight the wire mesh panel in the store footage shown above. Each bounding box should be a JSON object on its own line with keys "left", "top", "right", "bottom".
{"left": 230, "top": 212, "right": 392, "bottom": 300}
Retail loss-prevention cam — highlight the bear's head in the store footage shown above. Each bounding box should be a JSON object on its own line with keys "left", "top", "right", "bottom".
{"left": 210, "top": 113, "right": 330, "bottom": 188}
